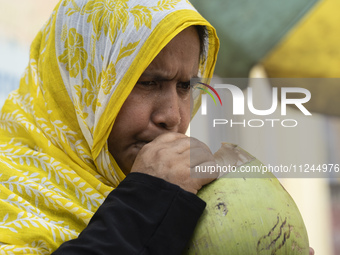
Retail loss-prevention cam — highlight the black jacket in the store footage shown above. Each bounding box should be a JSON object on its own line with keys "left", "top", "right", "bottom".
{"left": 52, "top": 172, "right": 205, "bottom": 255}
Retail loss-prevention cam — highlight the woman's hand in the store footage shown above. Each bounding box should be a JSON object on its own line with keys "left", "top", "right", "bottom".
{"left": 131, "top": 132, "right": 217, "bottom": 194}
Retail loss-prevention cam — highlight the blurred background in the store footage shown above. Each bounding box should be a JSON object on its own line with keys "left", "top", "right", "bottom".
{"left": 190, "top": 0, "right": 340, "bottom": 254}
{"left": 0, "top": 0, "right": 339, "bottom": 254}
{"left": 0, "top": 0, "right": 58, "bottom": 106}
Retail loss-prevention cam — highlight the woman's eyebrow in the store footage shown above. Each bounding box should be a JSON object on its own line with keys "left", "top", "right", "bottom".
{"left": 141, "top": 69, "right": 175, "bottom": 81}
{"left": 140, "top": 70, "right": 199, "bottom": 81}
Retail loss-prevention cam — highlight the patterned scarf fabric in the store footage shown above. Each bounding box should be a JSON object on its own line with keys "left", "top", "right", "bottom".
{"left": 0, "top": 0, "right": 218, "bottom": 253}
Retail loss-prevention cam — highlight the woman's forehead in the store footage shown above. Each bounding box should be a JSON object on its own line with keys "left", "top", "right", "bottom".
{"left": 141, "top": 27, "right": 200, "bottom": 79}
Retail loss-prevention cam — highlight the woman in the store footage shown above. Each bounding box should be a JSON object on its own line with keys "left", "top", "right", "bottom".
{"left": 0, "top": 0, "right": 219, "bottom": 254}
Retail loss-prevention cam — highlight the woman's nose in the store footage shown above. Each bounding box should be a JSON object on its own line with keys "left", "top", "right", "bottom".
{"left": 151, "top": 87, "right": 182, "bottom": 131}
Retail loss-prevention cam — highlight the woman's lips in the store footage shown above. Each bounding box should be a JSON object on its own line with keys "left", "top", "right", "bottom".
{"left": 133, "top": 141, "right": 149, "bottom": 150}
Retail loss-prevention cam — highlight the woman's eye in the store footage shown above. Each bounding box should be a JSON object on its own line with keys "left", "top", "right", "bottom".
{"left": 137, "top": 81, "right": 157, "bottom": 86}
{"left": 178, "top": 81, "right": 191, "bottom": 90}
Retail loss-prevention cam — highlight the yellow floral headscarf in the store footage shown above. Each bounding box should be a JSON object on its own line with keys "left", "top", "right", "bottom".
{"left": 0, "top": 0, "right": 218, "bottom": 253}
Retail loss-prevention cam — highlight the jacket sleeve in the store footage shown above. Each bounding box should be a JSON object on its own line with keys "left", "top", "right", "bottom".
{"left": 52, "top": 172, "right": 206, "bottom": 255}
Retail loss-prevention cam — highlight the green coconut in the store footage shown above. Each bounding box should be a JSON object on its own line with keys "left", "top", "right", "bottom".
{"left": 184, "top": 143, "right": 309, "bottom": 255}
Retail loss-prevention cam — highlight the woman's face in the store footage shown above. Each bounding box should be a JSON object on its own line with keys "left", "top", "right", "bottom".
{"left": 108, "top": 26, "right": 201, "bottom": 175}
